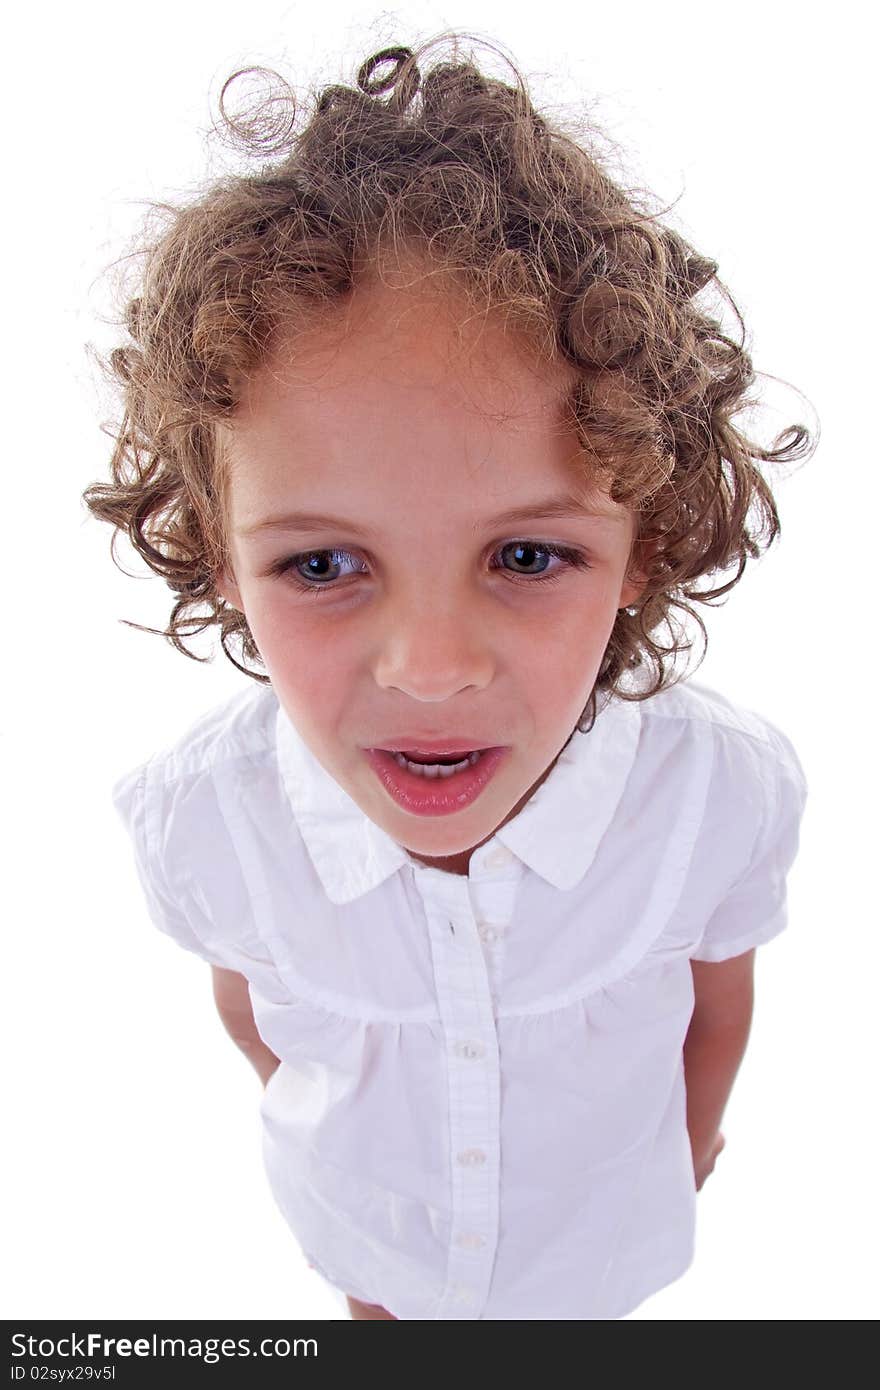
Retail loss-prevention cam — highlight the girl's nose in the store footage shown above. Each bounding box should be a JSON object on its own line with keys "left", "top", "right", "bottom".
{"left": 372, "top": 591, "right": 495, "bottom": 702}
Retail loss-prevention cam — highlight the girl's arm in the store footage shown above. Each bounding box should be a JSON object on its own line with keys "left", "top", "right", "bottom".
{"left": 683, "top": 948, "right": 756, "bottom": 1189}
{"left": 211, "top": 965, "right": 281, "bottom": 1088}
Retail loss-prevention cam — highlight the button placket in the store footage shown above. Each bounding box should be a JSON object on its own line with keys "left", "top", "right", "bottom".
{"left": 417, "top": 874, "right": 500, "bottom": 1320}
{"left": 469, "top": 861, "right": 520, "bottom": 1012}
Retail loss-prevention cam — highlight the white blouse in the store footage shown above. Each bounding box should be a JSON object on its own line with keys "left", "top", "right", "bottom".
{"left": 111, "top": 675, "right": 807, "bottom": 1320}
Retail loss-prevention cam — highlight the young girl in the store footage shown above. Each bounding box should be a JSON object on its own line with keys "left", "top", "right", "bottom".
{"left": 83, "top": 33, "right": 813, "bottom": 1321}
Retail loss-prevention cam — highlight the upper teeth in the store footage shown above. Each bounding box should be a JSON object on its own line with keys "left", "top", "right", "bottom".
{"left": 394, "top": 750, "right": 482, "bottom": 778}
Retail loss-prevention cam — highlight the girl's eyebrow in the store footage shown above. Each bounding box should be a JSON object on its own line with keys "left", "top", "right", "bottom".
{"left": 237, "top": 494, "right": 625, "bottom": 539}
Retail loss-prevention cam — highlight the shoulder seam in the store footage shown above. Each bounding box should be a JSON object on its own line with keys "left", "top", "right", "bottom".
{"left": 143, "top": 686, "right": 279, "bottom": 784}
{"left": 639, "top": 699, "right": 775, "bottom": 751}
{"left": 638, "top": 683, "right": 806, "bottom": 806}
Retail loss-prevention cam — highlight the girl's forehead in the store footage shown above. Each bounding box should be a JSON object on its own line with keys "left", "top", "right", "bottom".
{"left": 221, "top": 355, "right": 629, "bottom": 542}
{"left": 241, "top": 274, "right": 577, "bottom": 423}
{"left": 221, "top": 273, "right": 628, "bottom": 523}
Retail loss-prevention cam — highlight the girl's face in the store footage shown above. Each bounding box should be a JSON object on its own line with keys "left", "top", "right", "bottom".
{"left": 217, "top": 277, "right": 644, "bottom": 874}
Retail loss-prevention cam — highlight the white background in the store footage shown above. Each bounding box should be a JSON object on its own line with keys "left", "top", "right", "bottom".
{"left": 3, "top": 0, "right": 876, "bottom": 1322}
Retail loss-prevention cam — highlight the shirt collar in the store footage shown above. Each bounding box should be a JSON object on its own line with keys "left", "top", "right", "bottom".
{"left": 275, "top": 694, "right": 642, "bottom": 905}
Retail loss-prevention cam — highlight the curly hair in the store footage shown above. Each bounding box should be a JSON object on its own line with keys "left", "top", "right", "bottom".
{"left": 81, "top": 30, "right": 815, "bottom": 732}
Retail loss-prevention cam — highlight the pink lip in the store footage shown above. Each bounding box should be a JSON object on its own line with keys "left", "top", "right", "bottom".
{"left": 363, "top": 746, "right": 510, "bottom": 817}
{"left": 372, "top": 739, "right": 497, "bottom": 756}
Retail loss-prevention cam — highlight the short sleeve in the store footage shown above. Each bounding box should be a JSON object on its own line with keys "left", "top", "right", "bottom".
{"left": 112, "top": 761, "right": 225, "bottom": 968}
{"left": 690, "top": 728, "right": 809, "bottom": 963}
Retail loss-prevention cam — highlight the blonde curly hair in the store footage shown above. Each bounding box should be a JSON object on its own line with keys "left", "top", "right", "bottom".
{"left": 81, "top": 30, "right": 815, "bottom": 732}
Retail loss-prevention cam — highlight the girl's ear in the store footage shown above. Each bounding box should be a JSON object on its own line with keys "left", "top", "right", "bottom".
{"left": 617, "top": 532, "right": 654, "bottom": 611}
{"left": 618, "top": 572, "right": 647, "bottom": 611}
{"left": 215, "top": 564, "right": 244, "bottom": 614}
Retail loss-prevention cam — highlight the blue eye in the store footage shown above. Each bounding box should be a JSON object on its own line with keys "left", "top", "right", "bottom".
{"left": 270, "top": 541, "right": 592, "bottom": 596}
{"left": 275, "top": 548, "right": 363, "bottom": 588}
{"left": 498, "top": 540, "right": 588, "bottom": 580}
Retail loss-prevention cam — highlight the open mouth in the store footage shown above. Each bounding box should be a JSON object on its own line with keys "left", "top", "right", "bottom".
{"left": 390, "top": 749, "right": 485, "bottom": 778}
{"left": 363, "top": 746, "right": 509, "bottom": 816}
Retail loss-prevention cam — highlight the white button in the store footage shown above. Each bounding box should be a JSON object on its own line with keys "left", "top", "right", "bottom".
{"left": 452, "top": 1284, "right": 474, "bottom": 1303}
{"left": 456, "top": 1148, "right": 486, "bottom": 1166}
{"left": 455, "top": 1231, "right": 486, "bottom": 1250}
{"left": 477, "top": 921, "right": 500, "bottom": 945}
{"left": 485, "top": 845, "right": 513, "bottom": 869}
{"left": 454, "top": 1040, "right": 485, "bottom": 1060}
